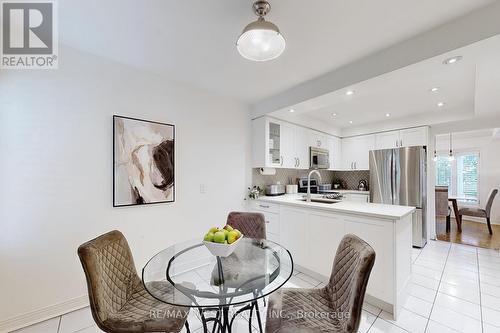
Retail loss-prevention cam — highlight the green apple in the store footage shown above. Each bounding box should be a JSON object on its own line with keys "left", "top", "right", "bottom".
{"left": 233, "top": 229, "right": 242, "bottom": 238}
{"left": 227, "top": 230, "right": 239, "bottom": 244}
{"left": 213, "top": 231, "right": 226, "bottom": 244}
{"left": 223, "top": 225, "right": 233, "bottom": 232}
{"left": 209, "top": 227, "right": 219, "bottom": 234}
{"left": 204, "top": 232, "right": 215, "bottom": 242}
{"left": 221, "top": 229, "right": 229, "bottom": 238}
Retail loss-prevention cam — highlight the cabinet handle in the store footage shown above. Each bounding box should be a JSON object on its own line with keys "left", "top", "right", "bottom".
{"left": 354, "top": 162, "right": 357, "bottom": 169}
{"left": 396, "top": 140, "right": 398, "bottom": 147}
{"left": 400, "top": 139, "right": 403, "bottom": 147}
{"left": 259, "top": 204, "right": 270, "bottom": 208}
{"left": 280, "top": 156, "right": 283, "bottom": 166}
{"left": 265, "top": 220, "right": 270, "bottom": 224}
{"left": 318, "top": 140, "right": 321, "bottom": 147}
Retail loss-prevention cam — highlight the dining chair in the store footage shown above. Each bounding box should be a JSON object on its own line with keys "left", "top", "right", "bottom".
{"left": 458, "top": 189, "right": 498, "bottom": 235}
{"left": 265, "top": 234, "right": 376, "bottom": 333}
{"left": 435, "top": 186, "right": 452, "bottom": 232}
{"left": 226, "top": 211, "right": 266, "bottom": 239}
{"left": 78, "top": 230, "right": 190, "bottom": 333}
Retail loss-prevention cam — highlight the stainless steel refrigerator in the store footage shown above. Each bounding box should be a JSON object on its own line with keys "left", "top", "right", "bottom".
{"left": 369, "top": 146, "right": 427, "bottom": 248}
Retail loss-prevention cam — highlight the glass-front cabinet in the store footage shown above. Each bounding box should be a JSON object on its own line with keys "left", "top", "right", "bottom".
{"left": 268, "top": 121, "right": 282, "bottom": 166}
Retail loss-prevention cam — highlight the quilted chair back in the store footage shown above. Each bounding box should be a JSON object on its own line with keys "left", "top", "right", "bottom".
{"left": 78, "top": 230, "right": 141, "bottom": 324}
{"left": 485, "top": 189, "right": 498, "bottom": 217}
{"left": 326, "top": 234, "right": 376, "bottom": 333}
{"left": 226, "top": 212, "right": 266, "bottom": 239}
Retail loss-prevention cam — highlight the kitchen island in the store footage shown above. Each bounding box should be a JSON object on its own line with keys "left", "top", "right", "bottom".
{"left": 248, "top": 194, "right": 415, "bottom": 320}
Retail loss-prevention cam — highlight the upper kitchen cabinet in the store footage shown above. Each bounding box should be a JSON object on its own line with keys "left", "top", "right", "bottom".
{"left": 327, "top": 136, "right": 342, "bottom": 170}
{"left": 309, "top": 130, "right": 328, "bottom": 149}
{"left": 342, "top": 134, "right": 375, "bottom": 170}
{"left": 252, "top": 117, "right": 309, "bottom": 169}
{"left": 252, "top": 117, "right": 284, "bottom": 168}
{"left": 375, "top": 126, "right": 429, "bottom": 150}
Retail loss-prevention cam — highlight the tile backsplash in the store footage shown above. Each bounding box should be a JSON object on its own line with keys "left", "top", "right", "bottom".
{"left": 252, "top": 168, "right": 370, "bottom": 191}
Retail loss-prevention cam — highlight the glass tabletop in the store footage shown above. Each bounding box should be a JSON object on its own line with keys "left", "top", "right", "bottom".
{"left": 142, "top": 238, "right": 293, "bottom": 308}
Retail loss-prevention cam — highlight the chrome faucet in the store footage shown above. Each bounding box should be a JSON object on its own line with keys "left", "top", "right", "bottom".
{"left": 306, "top": 169, "right": 322, "bottom": 202}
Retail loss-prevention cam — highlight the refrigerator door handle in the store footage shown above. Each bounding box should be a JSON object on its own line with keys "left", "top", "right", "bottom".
{"left": 391, "top": 151, "right": 396, "bottom": 205}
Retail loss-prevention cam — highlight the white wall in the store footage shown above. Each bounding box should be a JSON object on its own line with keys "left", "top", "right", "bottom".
{"left": 435, "top": 130, "right": 500, "bottom": 224}
{"left": 0, "top": 46, "right": 251, "bottom": 328}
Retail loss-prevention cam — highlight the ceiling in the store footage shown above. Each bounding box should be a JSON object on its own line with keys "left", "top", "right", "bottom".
{"left": 59, "top": 0, "right": 496, "bottom": 103}
{"left": 270, "top": 35, "right": 500, "bottom": 132}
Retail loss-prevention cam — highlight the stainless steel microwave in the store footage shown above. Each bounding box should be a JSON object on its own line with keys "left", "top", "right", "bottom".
{"left": 310, "top": 147, "right": 330, "bottom": 169}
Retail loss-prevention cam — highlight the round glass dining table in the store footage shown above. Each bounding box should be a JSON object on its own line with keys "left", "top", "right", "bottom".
{"left": 142, "top": 238, "right": 293, "bottom": 333}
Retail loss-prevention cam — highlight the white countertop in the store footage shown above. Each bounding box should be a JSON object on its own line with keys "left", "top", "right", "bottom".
{"left": 255, "top": 194, "right": 415, "bottom": 220}
{"left": 328, "top": 189, "right": 370, "bottom": 194}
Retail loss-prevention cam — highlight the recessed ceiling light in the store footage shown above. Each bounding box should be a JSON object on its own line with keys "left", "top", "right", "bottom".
{"left": 332, "top": 113, "right": 337, "bottom": 117}
{"left": 437, "top": 102, "right": 445, "bottom": 107}
{"left": 349, "top": 120, "right": 353, "bottom": 124}
{"left": 430, "top": 87, "right": 439, "bottom": 92}
{"left": 385, "top": 113, "right": 391, "bottom": 117}
{"left": 289, "top": 108, "right": 295, "bottom": 113}
{"left": 346, "top": 90, "right": 355, "bottom": 96}
{"left": 443, "top": 56, "right": 463, "bottom": 65}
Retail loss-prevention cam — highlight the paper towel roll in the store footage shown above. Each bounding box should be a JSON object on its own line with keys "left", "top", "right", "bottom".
{"left": 286, "top": 184, "right": 298, "bottom": 194}
{"left": 259, "top": 168, "right": 276, "bottom": 176}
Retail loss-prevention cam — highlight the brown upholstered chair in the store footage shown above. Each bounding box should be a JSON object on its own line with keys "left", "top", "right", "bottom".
{"left": 78, "top": 230, "right": 189, "bottom": 333}
{"left": 435, "top": 186, "right": 452, "bottom": 232}
{"left": 459, "top": 189, "right": 498, "bottom": 235}
{"left": 227, "top": 211, "right": 266, "bottom": 239}
{"left": 265, "top": 234, "right": 376, "bottom": 333}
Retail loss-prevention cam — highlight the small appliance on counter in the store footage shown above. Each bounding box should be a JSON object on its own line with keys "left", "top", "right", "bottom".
{"left": 318, "top": 183, "right": 332, "bottom": 192}
{"left": 265, "top": 184, "right": 286, "bottom": 196}
{"left": 286, "top": 184, "right": 298, "bottom": 194}
{"left": 358, "top": 180, "right": 368, "bottom": 191}
{"left": 298, "top": 177, "right": 318, "bottom": 193}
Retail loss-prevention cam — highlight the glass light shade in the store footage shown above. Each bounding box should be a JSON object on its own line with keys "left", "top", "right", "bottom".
{"left": 448, "top": 153, "right": 455, "bottom": 161}
{"left": 237, "top": 19, "right": 285, "bottom": 61}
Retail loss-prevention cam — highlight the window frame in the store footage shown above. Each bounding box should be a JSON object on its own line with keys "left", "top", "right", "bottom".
{"left": 435, "top": 149, "right": 481, "bottom": 206}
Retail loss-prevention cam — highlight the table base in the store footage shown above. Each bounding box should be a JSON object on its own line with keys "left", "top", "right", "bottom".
{"left": 198, "top": 300, "right": 263, "bottom": 333}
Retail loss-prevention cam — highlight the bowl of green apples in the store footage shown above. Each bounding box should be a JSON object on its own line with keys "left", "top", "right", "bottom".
{"left": 203, "top": 225, "right": 243, "bottom": 257}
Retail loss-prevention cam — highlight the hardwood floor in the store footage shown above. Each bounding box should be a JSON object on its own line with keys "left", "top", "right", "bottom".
{"left": 436, "top": 216, "right": 500, "bottom": 250}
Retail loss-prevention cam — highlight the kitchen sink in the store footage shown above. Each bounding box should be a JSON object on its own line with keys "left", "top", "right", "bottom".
{"left": 298, "top": 198, "right": 341, "bottom": 204}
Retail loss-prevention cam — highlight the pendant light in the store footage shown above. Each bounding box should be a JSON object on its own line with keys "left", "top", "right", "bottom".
{"left": 236, "top": 1, "right": 286, "bottom": 62}
{"left": 448, "top": 133, "right": 455, "bottom": 161}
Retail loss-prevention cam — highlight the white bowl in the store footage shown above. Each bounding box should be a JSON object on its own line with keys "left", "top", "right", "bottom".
{"left": 203, "top": 235, "right": 243, "bottom": 257}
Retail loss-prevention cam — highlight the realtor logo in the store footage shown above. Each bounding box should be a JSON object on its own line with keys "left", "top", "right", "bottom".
{"left": 1, "top": 0, "right": 58, "bottom": 69}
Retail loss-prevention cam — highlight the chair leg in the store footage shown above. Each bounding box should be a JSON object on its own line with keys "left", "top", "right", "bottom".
{"left": 487, "top": 217, "right": 493, "bottom": 235}
{"left": 446, "top": 215, "right": 451, "bottom": 233}
{"left": 184, "top": 320, "right": 191, "bottom": 333}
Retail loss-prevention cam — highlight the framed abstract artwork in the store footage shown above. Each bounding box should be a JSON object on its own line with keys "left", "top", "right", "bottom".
{"left": 113, "top": 115, "right": 175, "bottom": 207}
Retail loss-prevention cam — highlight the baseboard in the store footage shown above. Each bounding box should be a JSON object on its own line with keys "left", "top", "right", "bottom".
{"left": 0, "top": 295, "right": 89, "bottom": 333}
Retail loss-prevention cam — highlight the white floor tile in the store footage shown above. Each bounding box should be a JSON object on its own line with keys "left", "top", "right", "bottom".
{"left": 438, "top": 281, "right": 480, "bottom": 304}
{"left": 482, "top": 293, "right": 500, "bottom": 312}
{"left": 282, "top": 275, "right": 316, "bottom": 289}
{"left": 401, "top": 295, "right": 433, "bottom": 318}
{"left": 482, "top": 282, "right": 500, "bottom": 298}
{"left": 75, "top": 325, "right": 105, "bottom": 333}
{"left": 368, "top": 318, "right": 409, "bottom": 333}
{"left": 295, "top": 272, "right": 322, "bottom": 286}
{"left": 484, "top": 323, "right": 500, "bottom": 333}
{"left": 412, "top": 265, "right": 443, "bottom": 281}
{"left": 429, "top": 303, "right": 482, "bottom": 332}
{"left": 379, "top": 308, "right": 428, "bottom": 333}
{"left": 481, "top": 273, "right": 500, "bottom": 287}
{"left": 482, "top": 306, "right": 500, "bottom": 329}
{"left": 404, "top": 282, "right": 437, "bottom": 303}
{"left": 59, "top": 307, "right": 95, "bottom": 333}
{"left": 425, "top": 320, "right": 461, "bottom": 333}
{"left": 414, "top": 258, "right": 446, "bottom": 271}
{"left": 358, "top": 310, "right": 377, "bottom": 333}
{"left": 11, "top": 317, "right": 60, "bottom": 333}
{"left": 411, "top": 273, "right": 440, "bottom": 291}
{"left": 442, "top": 267, "right": 479, "bottom": 283}
{"left": 433, "top": 292, "right": 481, "bottom": 320}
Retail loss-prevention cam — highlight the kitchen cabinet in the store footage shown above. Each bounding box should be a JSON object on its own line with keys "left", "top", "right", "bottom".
{"left": 252, "top": 117, "right": 284, "bottom": 168}
{"left": 309, "top": 130, "right": 327, "bottom": 149}
{"left": 279, "top": 207, "right": 309, "bottom": 265}
{"left": 375, "top": 127, "right": 428, "bottom": 150}
{"left": 341, "top": 134, "right": 375, "bottom": 170}
{"left": 327, "top": 136, "right": 342, "bottom": 170}
{"left": 248, "top": 201, "right": 280, "bottom": 242}
{"left": 293, "top": 125, "right": 309, "bottom": 169}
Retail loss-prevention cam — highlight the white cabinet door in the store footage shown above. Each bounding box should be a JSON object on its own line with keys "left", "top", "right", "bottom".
{"left": 294, "top": 126, "right": 310, "bottom": 169}
{"left": 346, "top": 193, "right": 369, "bottom": 203}
{"left": 267, "top": 120, "right": 283, "bottom": 167}
{"left": 308, "top": 211, "right": 345, "bottom": 276}
{"left": 309, "top": 130, "right": 327, "bottom": 149}
{"left": 327, "top": 136, "right": 342, "bottom": 170}
{"left": 375, "top": 131, "right": 400, "bottom": 150}
{"left": 280, "top": 207, "right": 309, "bottom": 267}
{"left": 281, "top": 123, "right": 295, "bottom": 168}
{"left": 341, "top": 137, "right": 356, "bottom": 170}
{"left": 400, "top": 127, "right": 428, "bottom": 147}
{"left": 342, "top": 135, "right": 374, "bottom": 170}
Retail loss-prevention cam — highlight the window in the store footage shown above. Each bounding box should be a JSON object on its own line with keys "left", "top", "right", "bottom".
{"left": 435, "top": 151, "right": 480, "bottom": 204}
